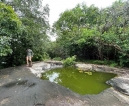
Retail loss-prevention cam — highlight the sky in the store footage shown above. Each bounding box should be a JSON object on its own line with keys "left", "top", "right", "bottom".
{"left": 43, "top": 0, "right": 117, "bottom": 26}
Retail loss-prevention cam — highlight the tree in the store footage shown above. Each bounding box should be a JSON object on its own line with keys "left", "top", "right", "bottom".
{"left": 0, "top": 2, "right": 23, "bottom": 55}
{"left": 1, "top": 0, "right": 51, "bottom": 63}
{"left": 97, "top": 0, "right": 129, "bottom": 66}
{"left": 0, "top": 2, "right": 25, "bottom": 67}
{"left": 53, "top": 0, "right": 129, "bottom": 67}
{"left": 53, "top": 3, "right": 100, "bottom": 59}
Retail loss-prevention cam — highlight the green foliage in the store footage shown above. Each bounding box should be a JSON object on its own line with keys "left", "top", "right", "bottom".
{"left": 0, "top": 1, "right": 50, "bottom": 68}
{"left": 83, "top": 60, "right": 118, "bottom": 67}
{"left": 33, "top": 52, "right": 50, "bottom": 61}
{"left": 42, "top": 52, "right": 50, "bottom": 60}
{"left": 118, "top": 55, "right": 129, "bottom": 67}
{"left": 0, "top": 2, "right": 26, "bottom": 67}
{"left": 2, "top": 0, "right": 129, "bottom": 68}
{"left": 63, "top": 55, "right": 76, "bottom": 67}
{"left": 53, "top": 3, "right": 100, "bottom": 59}
{"left": 52, "top": 57, "right": 62, "bottom": 61}
{"left": 0, "top": 2, "right": 22, "bottom": 56}
{"left": 52, "top": 1, "right": 129, "bottom": 67}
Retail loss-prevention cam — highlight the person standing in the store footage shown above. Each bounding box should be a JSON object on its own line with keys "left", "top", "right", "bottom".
{"left": 26, "top": 48, "right": 33, "bottom": 66}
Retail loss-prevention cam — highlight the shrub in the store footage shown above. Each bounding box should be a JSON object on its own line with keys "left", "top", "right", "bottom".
{"left": 63, "top": 55, "right": 76, "bottom": 67}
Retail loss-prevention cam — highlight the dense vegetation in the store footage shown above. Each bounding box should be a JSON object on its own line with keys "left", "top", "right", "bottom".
{"left": 51, "top": 0, "right": 129, "bottom": 67}
{"left": 0, "top": 0, "right": 50, "bottom": 68}
{"left": 0, "top": 0, "right": 129, "bottom": 69}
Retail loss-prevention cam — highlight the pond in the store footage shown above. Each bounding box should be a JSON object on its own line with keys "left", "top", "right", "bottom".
{"left": 41, "top": 67, "right": 116, "bottom": 95}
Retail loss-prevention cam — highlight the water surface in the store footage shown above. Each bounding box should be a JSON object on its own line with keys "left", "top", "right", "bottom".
{"left": 41, "top": 67, "right": 116, "bottom": 95}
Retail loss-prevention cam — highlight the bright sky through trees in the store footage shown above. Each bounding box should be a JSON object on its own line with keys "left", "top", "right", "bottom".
{"left": 43, "top": 0, "right": 117, "bottom": 26}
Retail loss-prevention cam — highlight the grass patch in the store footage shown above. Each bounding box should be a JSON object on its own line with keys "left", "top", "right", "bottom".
{"left": 80, "top": 60, "right": 118, "bottom": 67}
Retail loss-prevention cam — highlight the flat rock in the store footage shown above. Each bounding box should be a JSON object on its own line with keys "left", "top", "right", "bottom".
{"left": 0, "top": 62, "right": 129, "bottom": 106}
{"left": 107, "top": 77, "right": 129, "bottom": 95}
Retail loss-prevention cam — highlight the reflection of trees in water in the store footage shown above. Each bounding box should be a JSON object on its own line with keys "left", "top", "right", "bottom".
{"left": 42, "top": 67, "right": 116, "bottom": 95}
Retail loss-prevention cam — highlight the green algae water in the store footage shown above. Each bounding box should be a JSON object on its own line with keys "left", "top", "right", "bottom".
{"left": 41, "top": 67, "right": 116, "bottom": 95}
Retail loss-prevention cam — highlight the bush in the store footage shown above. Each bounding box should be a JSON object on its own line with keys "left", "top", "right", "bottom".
{"left": 63, "top": 55, "right": 76, "bottom": 67}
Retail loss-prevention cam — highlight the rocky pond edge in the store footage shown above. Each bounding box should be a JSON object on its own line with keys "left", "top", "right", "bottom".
{"left": 31, "top": 61, "right": 129, "bottom": 96}
{"left": 0, "top": 60, "right": 129, "bottom": 106}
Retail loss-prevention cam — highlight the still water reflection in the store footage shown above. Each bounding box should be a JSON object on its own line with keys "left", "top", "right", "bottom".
{"left": 41, "top": 67, "right": 116, "bottom": 95}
